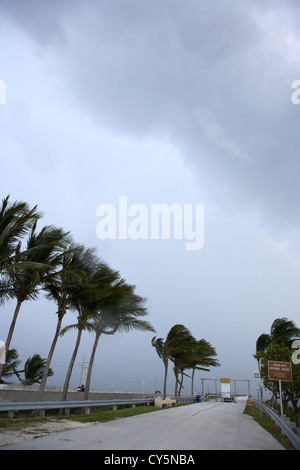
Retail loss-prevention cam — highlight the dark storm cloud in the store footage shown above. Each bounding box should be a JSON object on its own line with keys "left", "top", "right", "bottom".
{"left": 3, "top": 0, "right": 300, "bottom": 234}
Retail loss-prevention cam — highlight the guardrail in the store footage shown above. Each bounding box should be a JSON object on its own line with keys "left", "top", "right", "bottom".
{"left": 0, "top": 398, "right": 155, "bottom": 418}
{"left": 172, "top": 396, "right": 195, "bottom": 403}
{"left": 252, "top": 399, "right": 300, "bottom": 450}
{"left": 0, "top": 395, "right": 196, "bottom": 418}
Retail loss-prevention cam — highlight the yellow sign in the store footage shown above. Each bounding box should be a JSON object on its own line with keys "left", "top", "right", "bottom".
{"left": 220, "top": 378, "right": 231, "bottom": 383}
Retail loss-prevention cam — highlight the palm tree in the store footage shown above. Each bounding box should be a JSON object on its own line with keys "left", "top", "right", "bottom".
{"left": 0, "top": 221, "right": 69, "bottom": 380}
{"left": 0, "top": 195, "right": 41, "bottom": 304}
{"left": 151, "top": 324, "right": 193, "bottom": 398}
{"left": 21, "top": 354, "right": 53, "bottom": 386}
{"left": 36, "top": 244, "right": 92, "bottom": 401}
{"left": 188, "top": 339, "right": 220, "bottom": 395}
{"left": 84, "top": 289, "right": 155, "bottom": 399}
{"left": 60, "top": 260, "right": 122, "bottom": 401}
{"left": 0, "top": 349, "right": 21, "bottom": 384}
{"left": 151, "top": 336, "right": 167, "bottom": 396}
{"left": 173, "top": 355, "right": 193, "bottom": 397}
{"left": 255, "top": 317, "right": 300, "bottom": 403}
{"left": 171, "top": 334, "right": 220, "bottom": 397}
{"left": 171, "top": 330, "right": 197, "bottom": 397}
{"left": 255, "top": 317, "right": 300, "bottom": 372}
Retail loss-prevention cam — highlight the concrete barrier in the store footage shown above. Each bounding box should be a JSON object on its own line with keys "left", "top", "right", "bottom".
{"left": 0, "top": 384, "right": 148, "bottom": 402}
{"left": 154, "top": 396, "right": 176, "bottom": 408}
{"left": 154, "top": 396, "right": 168, "bottom": 408}
{"left": 165, "top": 396, "right": 176, "bottom": 407}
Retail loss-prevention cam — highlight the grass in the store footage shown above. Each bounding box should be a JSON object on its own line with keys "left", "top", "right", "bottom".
{"left": 243, "top": 405, "right": 295, "bottom": 450}
{"left": 0, "top": 403, "right": 176, "bottom": 432}
{"left": 60, "top": 404, "right": 165, "bottom": 424}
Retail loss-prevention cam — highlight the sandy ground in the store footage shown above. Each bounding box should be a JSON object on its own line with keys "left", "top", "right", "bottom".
{"left": 0, "top": 419, "right": 93, "bottom": 447}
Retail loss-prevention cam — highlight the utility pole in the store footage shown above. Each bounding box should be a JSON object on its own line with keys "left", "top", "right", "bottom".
{"left": 154, "top": 376, "right": 158, "bottom": 392}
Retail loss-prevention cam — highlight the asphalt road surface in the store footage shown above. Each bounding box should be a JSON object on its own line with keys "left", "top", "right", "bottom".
{"left": 3, "top": 399, "right": 285, "bottom": 450}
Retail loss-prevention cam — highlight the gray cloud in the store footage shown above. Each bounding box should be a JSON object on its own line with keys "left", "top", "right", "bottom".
{"left": 5, "top": 0, "right": 298, "bottom": 232}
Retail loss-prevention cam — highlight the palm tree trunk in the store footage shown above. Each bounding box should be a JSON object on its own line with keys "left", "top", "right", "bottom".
{"left": 163, "top": 359, "right": 168, "bottom": 399}
{"left": 0, "top": 298, "right": 23, "bottom": 380}
{"left": 175, "top": 378, "right": 179, "bottom": 397}
{"left": 191, "top": 368, "right": 195, "bottom": 396}
{"left": 61, "top": 327, "right": 83, "bottom": 401}
{"left": 5, "top": 298, "right": 23, "bottom": 350}
{"left": 36, "top": 312, "right": 64, "bottom": 401}
{"left": 174, "top": 368, "right": 179, "bottom": 397}
{"left": 84, "top": 331, "right": 101, "bottom": 400}
{"left": 178, "top": 371, "right": 184, "bottom": 397}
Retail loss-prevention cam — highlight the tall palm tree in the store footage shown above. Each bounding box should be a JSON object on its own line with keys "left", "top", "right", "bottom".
{"left": 171, "top": 331, "right": 197, "bottom": 397}
{"left": 60, "top": 261, "right": 122, "bottom": 401}
{"left": 0, "top": 221, "right": 69, "bottom": 380}
{"left": 0, "top": 195, "right": 41, "bottom": 304}
{"left": 36, "top": 244, "right": 92, "bottom": 401}
{"left": 83, "top": 290, "right": 155, "bottom": 399}
{"left": 152, "top": 324, "right": 193, "bottom": 398}
{"left": 151, "top": 336, "right": 167, "bottom": 396}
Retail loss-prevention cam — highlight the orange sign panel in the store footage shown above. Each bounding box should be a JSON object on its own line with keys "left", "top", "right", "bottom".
{"left": 268, "top": 361, "right": 292, "bottom": 381}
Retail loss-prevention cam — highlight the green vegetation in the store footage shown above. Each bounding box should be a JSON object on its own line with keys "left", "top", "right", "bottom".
{"left": 254, "top": 317, "right": 300, "bottom": 426}
{"left": 244, "top": 404, "right": 294, "bottom": 450}
{"left": 61, "top": 404, "right": 163, "bottom": 424}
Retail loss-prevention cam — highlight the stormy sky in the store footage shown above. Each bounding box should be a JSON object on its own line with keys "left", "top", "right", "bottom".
{"left": 0, "top": 0, "right": 300, "bottom": 395}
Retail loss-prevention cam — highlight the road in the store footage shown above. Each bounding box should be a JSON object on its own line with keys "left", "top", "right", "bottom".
{"left": 3, "top": 399, "right": 285, "bottom": 450}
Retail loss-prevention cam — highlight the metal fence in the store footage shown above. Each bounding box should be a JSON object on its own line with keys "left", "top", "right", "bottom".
{"left": 252, "top": 399, "right": 300, "bottom": 450}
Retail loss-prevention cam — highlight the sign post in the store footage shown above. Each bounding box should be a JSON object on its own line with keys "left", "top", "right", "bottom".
{"left": 268, "top": 361, "right": 292, "bottom": 416}
{"left": 253, "top": 370, "right": 261, "bottom": 416}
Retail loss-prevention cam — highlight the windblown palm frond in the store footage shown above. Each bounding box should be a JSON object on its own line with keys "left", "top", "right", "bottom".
{"left": 0, "top": 194, "right": 41, "bottom": 267}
